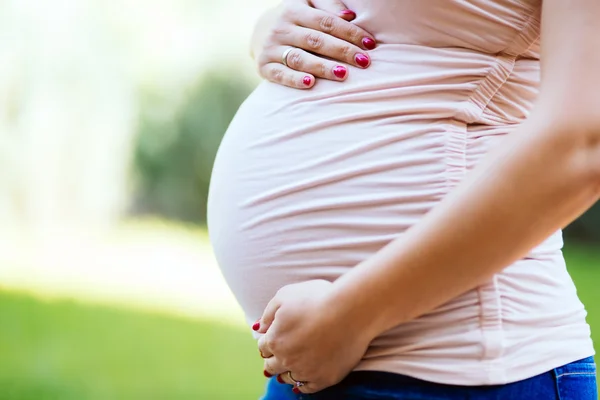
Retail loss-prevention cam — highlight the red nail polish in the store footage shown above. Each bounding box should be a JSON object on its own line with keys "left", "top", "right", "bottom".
{"left": 264, "top": 370, "right": 273, "bottom": 378}
{"left": 277, "top": 375, "right": 285, "bottom": 384}
{"left": 362, "top": 37, "right": 376, "bottom": 50}
{"left": 252, "top": 321, "right": 260, "bottom": 331}
{"left": 292, "top": 387, "right": 301, "bottom": 394}
{"left": 333, "top": 66, "right": 347, "bottom": 79}
{"left": 303, "top": 76, "right": 312, "bottom": 86}
{"left": 355, "top": 53, "right": 370, "bottom": 68}
{"left": 340, "top": 9, "right": 356, "bottom": 20}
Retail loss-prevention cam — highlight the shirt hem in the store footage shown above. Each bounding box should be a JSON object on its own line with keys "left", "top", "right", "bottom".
{"left": 354, "top": 345, "right": 595, "bottom": 386}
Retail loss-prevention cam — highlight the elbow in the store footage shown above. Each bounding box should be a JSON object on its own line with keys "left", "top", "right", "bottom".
{"left": 570, "top": 117, "right": 600, "bottom": 189}
{"left": 587, "top": 138, "right": 600, "bottom": 195}
{"left": 569, "top": 122, "right": 600, "bottom": 191}
{"left": 583, "top": 135, "right": 600, "bottom": 196}
{"left": 538, "top": 107, "right": 600, "bottom": 191}
{"left": 581, "top": 124, "right": 600, "bottom": 189}
{"left": 534, "top": 83, "right": 600, "bottom": 191}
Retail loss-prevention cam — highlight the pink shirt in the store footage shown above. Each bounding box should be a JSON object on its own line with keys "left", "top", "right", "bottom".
{"left": 208, "top": 0, "right": 595, "bottom": 385}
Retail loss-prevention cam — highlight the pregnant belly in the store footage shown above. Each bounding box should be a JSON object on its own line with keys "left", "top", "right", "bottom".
{"left": 207, "top": 44, "right": 515, "bottom": 321}
{"left": 206, "top": 64, "right": 476, "bottom": 321}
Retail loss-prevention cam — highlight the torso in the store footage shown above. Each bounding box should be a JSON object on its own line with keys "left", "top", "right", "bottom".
{"left": 207, "top": 0, "right": 594, "bottom": 385}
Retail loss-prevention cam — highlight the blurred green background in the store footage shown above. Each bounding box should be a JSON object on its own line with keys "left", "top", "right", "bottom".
{"left": 0, "top": 0, "right": 597, "bottom": 399}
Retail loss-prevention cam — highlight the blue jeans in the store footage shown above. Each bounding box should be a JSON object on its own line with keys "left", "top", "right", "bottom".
{"left": 261, "top": 357, "right": 597, "bottom": 400}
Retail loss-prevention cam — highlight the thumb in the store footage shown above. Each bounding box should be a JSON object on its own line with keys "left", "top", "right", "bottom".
{"left": 254, "top": 296, "right": 282, "bottom": 334}
{"left": 311, "top": 0, "right": 356, "bottom": 21}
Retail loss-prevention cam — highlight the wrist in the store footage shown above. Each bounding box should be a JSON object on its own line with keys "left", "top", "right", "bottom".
{"left": 324, "top": 278, "right": 384, "bottom": 344}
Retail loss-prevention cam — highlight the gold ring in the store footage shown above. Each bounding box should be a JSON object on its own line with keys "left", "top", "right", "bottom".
{"left": 259, "top": 349, "right": 272, "bottom": 359}
{"left": 281, "top": 47, "right": 295, "bottom": 68}
{"left": 287, "top": 371, "right": 306, "bottom": 387}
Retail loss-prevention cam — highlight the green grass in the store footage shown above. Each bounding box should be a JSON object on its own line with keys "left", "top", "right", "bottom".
{"left": 564, "top": 243, "right": 600, "bottom": 350}
{"left": 0, "top": 244, "right": 597, "bottom": 400}
{"left": 0, "top": 293, "right": 264, "bottom": 400}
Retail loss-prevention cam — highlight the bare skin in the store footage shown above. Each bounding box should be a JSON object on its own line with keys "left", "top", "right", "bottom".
{"left": 250, "top": 0, "right": 376, "bottom": 89}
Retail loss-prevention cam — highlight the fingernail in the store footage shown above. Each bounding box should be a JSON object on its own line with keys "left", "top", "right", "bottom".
{"left": 252, "top": 321, "right": 260, "bottom": 331}
{"left": 277, "top": 375, "right": 285, "bottom": 384}
{"left": 333, "top": 65, "right": 347, "bottom": 79}
{"left": 362, "top": 37, "right": 376, "bottom": 50}
{"left": 340, "top": 9, "right": 356, "bottom": 20}
{"left": 302, "top": 76, "right": 312, "bottom": 86}
{"left": 292, "top": 387, "right": 301, "bottom": 394}
{"left": 264, "top": 370, "right": 273, "bottom": 378}
{"left": 355, "top": 53, "right": 370, "bottom": 68}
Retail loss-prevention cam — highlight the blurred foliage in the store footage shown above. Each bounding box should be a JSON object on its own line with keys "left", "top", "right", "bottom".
{"left": 132, "top": 71, "right": 253, "bottom": 223}
{"left": 565, "top": 204, "right": 600, "bottom": 243}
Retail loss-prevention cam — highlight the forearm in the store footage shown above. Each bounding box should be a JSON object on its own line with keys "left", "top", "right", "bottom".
{"left": 329, "top": 108, "right": 600, "bottom": 339}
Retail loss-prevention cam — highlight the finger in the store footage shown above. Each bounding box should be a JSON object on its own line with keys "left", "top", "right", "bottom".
{"left": 257, "top": 334, "right": 274, "bottom": 359}
{"left": 278, "top": 371, "right": 318, "bottom": 395}
{"left": 263, "top": 356, "right": 289, "bottom": 377}
{"left": 310, "top": 0, "right": 356, "bottom": 21}
{"left": 288, "top": 7, "right": 376, "bottom": 51}
{"left": 293, "top": 382, "right": 321, "bottom": 395}
{"left": 269, "top": 46, "right": 349, "bottom": 81}
{"left": 256, "top": 295, "right": 283, "bottom": 334}
{"left": 281, "top": 26, "right": 372, "bottom": 68}
{"left": 338, "top": 10, "right": 357, "bottom": 21}
{"left": 258, "top": 346, "right": 272, "bottom": 360}
{"left": 259, "top": 63, "right": 315, "bottom": 89}
{"left": 276, "top": 372, "right": 294, "bottom": 386}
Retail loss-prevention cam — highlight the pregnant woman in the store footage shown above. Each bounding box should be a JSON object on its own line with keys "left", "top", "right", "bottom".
{"left": 208, "top": 0, "right": 599, "bottom": 399}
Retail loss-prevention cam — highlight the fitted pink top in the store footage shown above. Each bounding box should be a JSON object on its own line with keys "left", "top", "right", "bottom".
{"left": 208, "top": 0, "right": 595, "bottom": 385}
